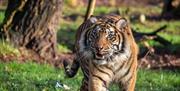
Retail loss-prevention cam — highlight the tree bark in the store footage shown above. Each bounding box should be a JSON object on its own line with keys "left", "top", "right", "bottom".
{"left": 1, "top": 0, "right": 63, "bottom": 61}
{"left": 162, "top": 0, "right": 173, "bottom": 15}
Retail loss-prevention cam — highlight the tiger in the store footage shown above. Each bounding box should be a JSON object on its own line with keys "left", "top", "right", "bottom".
{"left": 63, "top": 15, "right": 138, "bottom": 91}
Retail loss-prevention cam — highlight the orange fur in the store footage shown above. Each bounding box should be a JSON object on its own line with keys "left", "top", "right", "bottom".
{"left": 64, "top": 15, "right": 138, "bottom": 91}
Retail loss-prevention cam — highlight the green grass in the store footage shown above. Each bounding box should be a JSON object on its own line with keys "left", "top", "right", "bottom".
{"left": 0, "top": 61, "right": 179, "bottom": 91}
{"left": 0, "top": 40, "right": 20, "bottom": 56}
{"left": 132, "top": 20, "right": 180, "bottom": 49}
{"left": 0, "top": 11, "right": 4, "bottom": 23}
{"left": 0, "top": 61, "right": 83, "bottom": 91}
{"left": 136, "top": 69, "right": 180, "bottom": 91}
{"left": 57, "top": 44, "right": 71, "bottom": 53}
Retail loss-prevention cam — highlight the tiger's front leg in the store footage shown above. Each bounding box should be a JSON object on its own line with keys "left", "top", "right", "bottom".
{"left": 89, "top": 75, "right": 108, "bottom": 91}
{"left": 88, "top": 63, "right": 111, "bottom": 91}
{"left": 120, "top": 60, "right": 137, "bottom": 91}
{"left": 121, "top": 72, "right": 136, "bottom": 91}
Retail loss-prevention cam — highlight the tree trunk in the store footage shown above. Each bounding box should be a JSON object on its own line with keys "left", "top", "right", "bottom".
{"left": 1, "top": 0, "right": 63, "bottom": 61}
{"left": 162, "top": 0, "right": 173, "bottom": 15}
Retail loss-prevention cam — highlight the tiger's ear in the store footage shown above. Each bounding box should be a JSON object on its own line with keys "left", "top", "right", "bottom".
{"left": 116, "top": 18, "right": 128, "bottom": 31}
{"left": 89, "top": 16, "right": 97, "bottom": 23}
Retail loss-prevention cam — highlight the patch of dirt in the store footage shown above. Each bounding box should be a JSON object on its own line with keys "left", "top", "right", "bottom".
{"left": 0, "top": 47, "right": 179, "bottom": 70}
{"left": 139, "top": 53, "right": 180, "bottom": 70}
{"left": 0, "top": 52, "right": 75, "bottom": 68}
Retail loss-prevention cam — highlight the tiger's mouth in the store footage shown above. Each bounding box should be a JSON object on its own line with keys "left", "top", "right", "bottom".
{"left": 94, "top": 51, "right": 111, "bottom": 60}
{"left": 95, "top": 53, "right": 105, "bottom": 60}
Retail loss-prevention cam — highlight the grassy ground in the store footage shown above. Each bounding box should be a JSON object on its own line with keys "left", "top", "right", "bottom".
{"left": 0, "top": 11, "right": 4, "bottom": 23}
{"left": 0, "top": 61, "right": 179, "bottom": 91}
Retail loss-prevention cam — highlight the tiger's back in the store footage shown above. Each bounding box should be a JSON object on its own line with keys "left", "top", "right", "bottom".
{"left": 64, "top": 15, "right": 138, "bottom": 91}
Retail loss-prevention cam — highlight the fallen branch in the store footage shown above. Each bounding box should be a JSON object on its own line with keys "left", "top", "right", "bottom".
{"left": 133, "top": 25, "right": 171, "bottom": 45}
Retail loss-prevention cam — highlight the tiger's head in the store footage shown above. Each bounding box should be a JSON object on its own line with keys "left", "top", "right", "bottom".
{"left": 83, "top": 16, "right": 129, "bottom": 64}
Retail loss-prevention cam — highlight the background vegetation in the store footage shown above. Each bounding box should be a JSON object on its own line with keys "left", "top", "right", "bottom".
{"left": 0, "top": 0, "right": 180, "bottom": 91}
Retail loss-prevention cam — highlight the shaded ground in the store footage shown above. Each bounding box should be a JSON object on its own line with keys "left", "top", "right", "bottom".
{"left": 0, "top": 46, "right": 179, "bottom": 70}
{"left": 139, "top": 52, "right": 180, "bottom": 70}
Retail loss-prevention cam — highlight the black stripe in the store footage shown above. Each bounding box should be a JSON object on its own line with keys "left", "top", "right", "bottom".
{"left": 92, "top": 74, "right": 108, "bottom": 88}
{"left": 80, "top": 21, "right": 95, "bottom": 46}
{"left": 126, "top": 74, "right": 133, "bottom": 83}
{"left": 81, "top": 60, "right": 90, "bottom": 79}
{"left": 80, "top": 78, "right": 88, "bottom": 91}
{"left": 85, "top": 29, "right": 91, "bottom": 46}
{"left": 115, "top": 61, "right": 126, "bottom": 73}
{"left": 92, "top": 62, "right": 112, "bottom": 78}
{"left": 119, "top": 55, "right": 134, "bottom": 80}
{"left": 114, "top": 33, "right": 131, "bottom": 73}
{"left": 105, "top": 65, "right": 115, "bottom": 75}
{"left": 81, "top": 64, "right": 89, "bottom": 78}
{"left": 113, "top": 32, "right": 124, "bottom": 55}
{"left": 120, "top": 32, "right": 125, "bottom": 53}
{"left": 82, "top": 78, "right": 88, "bottom": 85}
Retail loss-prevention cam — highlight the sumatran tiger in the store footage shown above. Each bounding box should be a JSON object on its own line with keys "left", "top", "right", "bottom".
{"left": 64, "top": 15, "right": 138, "bottom": 91}
{"left": 63, "top": 1, "right": 138, "bottom": 91}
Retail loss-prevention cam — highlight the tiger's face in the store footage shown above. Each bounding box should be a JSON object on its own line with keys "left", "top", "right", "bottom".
{"left": 88, "top": 25, "right": 120, "bottom": 60}
{"left": 85, "top": 17, "right": 128, "bottom": 63}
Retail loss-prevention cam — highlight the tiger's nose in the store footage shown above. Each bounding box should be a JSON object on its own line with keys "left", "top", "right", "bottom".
{"left": 96, "top": 46, "right": 103, "bottom": 51}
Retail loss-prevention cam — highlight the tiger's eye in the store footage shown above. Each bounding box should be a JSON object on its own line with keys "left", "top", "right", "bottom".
{"left": 108, "top": 34, "right": 112, "bottom": 38}
{"left": 108, "top": 32, "right": 116, "bottom": 41}
{"left": 108, "top": 34, "right": 115, "bottom": 41}
{"left": 111, "top": 37, "right": 116, "bottom": 41}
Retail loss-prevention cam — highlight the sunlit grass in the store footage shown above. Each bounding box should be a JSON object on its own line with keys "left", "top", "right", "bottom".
{"left": 0, "top": 40, "right": 20, "bottom": 56}
{"left": 136, "top": 69, "right": 180, "bottom": 91}
{"left": 0, "top": 61, "right": 82, "bottom": 91}
{"left": 57, "top": 44, "right": 71, "bottom": 53}
{"left": 0, "top": 61, "right": 179, "bottom": 91}
{"left": 0, "top": 11, "right": 4, "bottom": 23}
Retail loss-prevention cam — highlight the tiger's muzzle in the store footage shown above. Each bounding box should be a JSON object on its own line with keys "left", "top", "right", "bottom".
{"left": 94, "top": 49, "right": 110, "bottom": 60}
